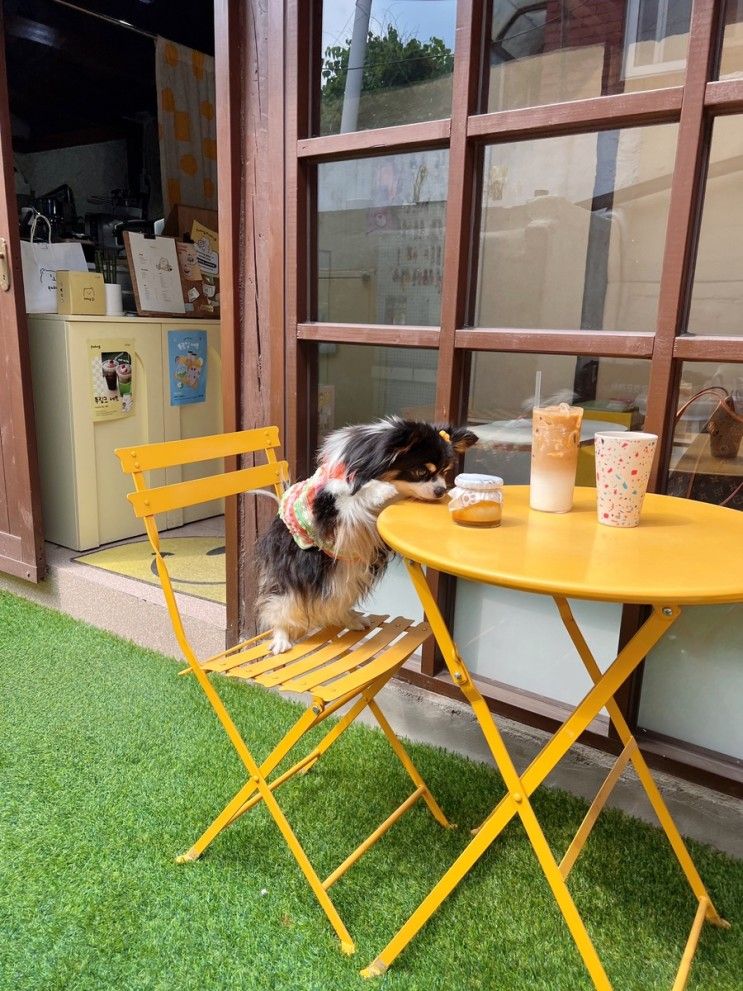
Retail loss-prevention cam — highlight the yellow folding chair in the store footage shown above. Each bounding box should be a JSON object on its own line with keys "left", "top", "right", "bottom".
{"left": 115, "top": 426, "right": 451, "bottom": 954}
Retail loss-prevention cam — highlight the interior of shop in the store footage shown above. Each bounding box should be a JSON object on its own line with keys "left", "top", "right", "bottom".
{"left": 5, "top": 0, "right": 226, "bottom": 617}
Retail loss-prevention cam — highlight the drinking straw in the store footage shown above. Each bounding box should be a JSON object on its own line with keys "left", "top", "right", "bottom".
{"left": 534, "top": 370, "right": 542, "bottom": 410}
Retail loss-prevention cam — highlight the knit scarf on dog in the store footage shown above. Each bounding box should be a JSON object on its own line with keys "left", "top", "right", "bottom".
{"left": 278, "top": 462, "right": 348, "bottom": 557}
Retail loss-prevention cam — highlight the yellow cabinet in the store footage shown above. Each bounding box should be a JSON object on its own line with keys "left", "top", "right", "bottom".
{"left": 28, "top": 314, "right": 222, "bottom": 550}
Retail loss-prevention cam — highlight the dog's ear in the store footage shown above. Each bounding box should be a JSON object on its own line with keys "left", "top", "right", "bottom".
{"left": 440, "top": 425, "right": 479, "bottom": 453}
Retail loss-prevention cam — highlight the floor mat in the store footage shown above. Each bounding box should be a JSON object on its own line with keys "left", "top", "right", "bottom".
{"left": 74, "top": 537, "right": 226, "bottom": 604}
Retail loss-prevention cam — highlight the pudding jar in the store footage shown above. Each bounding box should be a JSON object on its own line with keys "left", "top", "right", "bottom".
{"left": 448, "top": 474, "right": 503, "bottom": 527}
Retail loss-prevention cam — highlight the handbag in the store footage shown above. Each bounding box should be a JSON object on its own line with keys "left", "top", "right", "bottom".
{"left": 20, "top": 212, "right": 87, "bottom": 313}
{"left": 668, "top": 386, "right": 743, "bottom": 508}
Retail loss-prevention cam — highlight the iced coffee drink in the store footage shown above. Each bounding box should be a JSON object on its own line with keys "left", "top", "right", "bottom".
{"left": 116, "top": 360, "right": 132, "bottom": 396}
{"left": 530, "top": 403, "right": 584, "bottom": 513}
{"left": 102, "top": 358, "right": 118, "bottom": 393}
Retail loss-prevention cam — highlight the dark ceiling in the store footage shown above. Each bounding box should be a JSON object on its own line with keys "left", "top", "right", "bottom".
{"left": 4, "top": 0, "right": 215, "bottom": 151}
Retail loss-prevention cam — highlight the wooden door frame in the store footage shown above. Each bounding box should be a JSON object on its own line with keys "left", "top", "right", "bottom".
{"left": 215, "top": 0, "right": 286, "bottom": 643}
{"left": 0, "top": 3, "right": 45, "bottom": 582}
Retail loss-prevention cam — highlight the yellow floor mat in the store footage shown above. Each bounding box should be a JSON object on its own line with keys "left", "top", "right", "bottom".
{"left": 74, "top": 537, "right": 226, "bottom": 604}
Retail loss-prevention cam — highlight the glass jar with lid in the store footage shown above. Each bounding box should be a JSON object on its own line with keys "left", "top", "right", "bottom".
{"left": 448, "top": 473, "right": 503, "bottom": 527}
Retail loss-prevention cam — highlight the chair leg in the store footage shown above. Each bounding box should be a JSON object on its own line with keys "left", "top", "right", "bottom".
{"left": 368, "top": 699, "right": 452, "bottom": 829}
{"left": 178, "top": 705, "right": 319, "bottom": 862}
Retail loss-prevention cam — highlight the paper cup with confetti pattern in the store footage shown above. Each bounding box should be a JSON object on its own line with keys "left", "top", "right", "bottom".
{"left": 595, "top": 432, "right": 657, "bottom": 528}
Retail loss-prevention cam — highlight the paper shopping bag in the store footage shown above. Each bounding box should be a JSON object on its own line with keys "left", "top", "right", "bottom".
{"left": 20, "top": 214, "right": 88, "bottom": 313}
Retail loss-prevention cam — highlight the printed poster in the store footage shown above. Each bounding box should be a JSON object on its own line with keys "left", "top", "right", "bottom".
{"left": 168, "top": 329, "right": 208, "bottom": 405}
{"left": 89, "top": 341, "right": 134, "bottom": 421}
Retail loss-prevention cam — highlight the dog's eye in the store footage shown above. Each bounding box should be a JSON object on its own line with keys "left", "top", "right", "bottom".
{"left": 413, "top": 467, "right": 429, "bottom": 479}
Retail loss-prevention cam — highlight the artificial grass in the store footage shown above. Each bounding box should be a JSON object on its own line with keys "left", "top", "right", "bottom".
{"left": 0, "top": 590, "right": 741, "bottom": 991}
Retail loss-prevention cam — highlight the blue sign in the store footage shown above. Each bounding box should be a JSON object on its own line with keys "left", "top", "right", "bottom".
{"left": 168, "top": 330, "right": 208, "bottom": 406}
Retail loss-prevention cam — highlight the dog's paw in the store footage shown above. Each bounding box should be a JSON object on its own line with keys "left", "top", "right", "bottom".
{"left": 270, "top": 631, "right": 293, "bottom": 655}
{"left": 342, "top": 610, "right": 373, "bottom": 631}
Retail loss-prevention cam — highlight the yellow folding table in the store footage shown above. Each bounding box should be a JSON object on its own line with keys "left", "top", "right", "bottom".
{"left": 366, "top": 485, "right": 739, "bottom": 989}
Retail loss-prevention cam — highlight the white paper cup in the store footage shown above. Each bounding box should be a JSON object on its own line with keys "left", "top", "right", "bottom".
{"left": 105, "top": 283, "right": 123, "bottom": 316}
{"left": 595, "top": 431, "right": 657, "bottom": 527}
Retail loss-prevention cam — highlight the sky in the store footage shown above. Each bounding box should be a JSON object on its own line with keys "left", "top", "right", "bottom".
{"left": 321, "top": 0, "right": 457, "bottom": 54}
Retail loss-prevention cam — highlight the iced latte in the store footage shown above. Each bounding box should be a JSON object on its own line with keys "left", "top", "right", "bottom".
{"left": 530, "top": 403, "right": 583, "bottom": 513}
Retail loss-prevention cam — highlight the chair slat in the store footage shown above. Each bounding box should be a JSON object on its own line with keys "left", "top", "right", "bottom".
{"left": 115, "top": 426, "right": 281, "bottom": 474}
{"left": 281, "top": 618, "right": 409, "bottom": 693}
{"left": 224, "top": 626, "right": 343, "bottom": 680}
{"left": 127, "top": 461, "right": 288, "bottom": 518}
{"left": 256, "top": 617, "right": 387, "bottom": 689}
{"left": 315, "top": 623, "right": 431, "bottom": 702}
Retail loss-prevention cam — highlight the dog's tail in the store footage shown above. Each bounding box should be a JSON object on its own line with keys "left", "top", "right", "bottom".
{"left": 248, "top": 489, "right": 281, "bottom": 504}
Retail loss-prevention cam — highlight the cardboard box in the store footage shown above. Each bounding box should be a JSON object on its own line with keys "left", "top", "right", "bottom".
{"left": 163, "top": 203, "right": 218, "bottom": 241}
{"left": 57, "top": 270, "right": 106, "bottom": 315}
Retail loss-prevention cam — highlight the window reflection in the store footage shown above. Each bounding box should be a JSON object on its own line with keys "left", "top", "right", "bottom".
{"left": 316, "top": 343, "right": 437, "bottom": 441}
{"left": 687, "top": 116, "right": 743, "bottom": 337}
{"left": 667, "top": 362, "right": 743, "bottom": 511}
{"left": 317, "top": 151, "right": 448, "bottom": 326}
{"left": 475, "top": 125, "right": 678, "bottom": 332}
{"left": 318, "top": 0, "right": 455, "bottom": 135}
{"left": 719, "top": 0, "right": 743, "bottom": 79}
{"left": 486, "top": 0, "right": 691, "bottom": 114}
{"left": 463, "top": 352, "right": 649, "bottom": 487}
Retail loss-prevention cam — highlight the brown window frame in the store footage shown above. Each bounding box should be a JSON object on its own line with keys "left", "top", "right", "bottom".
{"left": 284, "top": 0, "right": 743, "bottom": 796}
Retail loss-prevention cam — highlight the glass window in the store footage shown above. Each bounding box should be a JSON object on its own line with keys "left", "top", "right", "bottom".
{"left": 667, "top": 361, "right": 743, "bottom": 512}
{"left": 317, "top": 151, "right": 448, "bottom": 326}
{"left": 474, "top": 125, "right": 678, "bottom": 332}
{"left": 316, "top": 343, "right": 439, "bottom": 621}
{"left": 317, "top": 343, "right": 437, "bottom": 440}
{"left": 318, "top": 0, "right": 456, "bottom": 136}
{"left": 687, "top": 117, "right": 743, "bottom": 337}
{"left": 638, "top": 602, "right": 743, "bottom": 760}
{"left": 719, "top": 0, "right": 743, "bottom": 79}
{"left": 451, "top": 351, "right": 649, "bottom": 710}
{"left": 485, "top": 0, "right": 691, "bottom": 114}
{"left": 463, "top": 351, "right": 650, "bottom": 485}
{"left": 643, "top": 360, "right": 743, "bottom": 760}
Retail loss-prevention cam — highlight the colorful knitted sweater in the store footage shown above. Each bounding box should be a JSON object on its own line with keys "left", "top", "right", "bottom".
{"left": 278, "top": 462, "right": 347, "bottom": 555}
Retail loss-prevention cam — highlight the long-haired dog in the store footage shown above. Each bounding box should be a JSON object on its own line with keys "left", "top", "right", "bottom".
{"left": 256, "top": 418, "right": 478, "bottom": 654}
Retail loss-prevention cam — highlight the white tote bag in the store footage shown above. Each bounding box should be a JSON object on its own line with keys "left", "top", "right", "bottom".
{"left": 20, "top": 214, "right": 88, "bottom": 313}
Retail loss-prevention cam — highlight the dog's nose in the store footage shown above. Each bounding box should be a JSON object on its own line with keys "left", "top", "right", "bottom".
{"left": 433, "top": 484, "right": 447, "bottom": 498}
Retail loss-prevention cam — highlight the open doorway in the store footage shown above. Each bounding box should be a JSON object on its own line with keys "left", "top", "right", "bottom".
{"left": 2, "top": 0, "right": 228, "bottom": 625}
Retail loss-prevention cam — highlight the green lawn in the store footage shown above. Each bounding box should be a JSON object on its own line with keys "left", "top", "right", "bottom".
{"left": 1, "top": 589, "right": 741, "bottom": 991}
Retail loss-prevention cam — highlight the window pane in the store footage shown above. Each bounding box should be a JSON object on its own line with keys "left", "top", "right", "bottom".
{"left": 463, "top": 352, "right": 649, "bottom": 485}
{"left": 719, "top": 0, "right": 743, "bottom": 79}
{"left": 638, "top": 602, "right": 743, "bottom": 759}
{"left": 687, "top": 117, "right": 743, "bottom": 337}
{"left": 453, "top": 350, "right": 649, "bottom": 711}
{"left": 317, "top": 151, "right": 448, "bottom": 326}
{"left": 317, "top": 343, "right": 437, "bottom": 439}
{"left": 475, "top": 125, "right": 678, "bottom": 332}
{"left": 486, "top": 0, "right": 691, "bottom": 114}
{"left": 667, "top": 361, "right": 743, "bottom": 512}
{"left": 643, "top": 357, "right": 743, "bottom": 758}
{"left": 315, "top": 343, "right": 439, "bottom": 621}
{"left": 318, "top": 0, "right": 456, "bottom": 136}
{"left": 641, "top": 358, "right": 743, "bottom": 760}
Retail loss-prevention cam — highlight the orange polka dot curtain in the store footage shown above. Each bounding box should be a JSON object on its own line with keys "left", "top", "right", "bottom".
{"left": 156, "top": 37, "right": 217, "bottom": 215}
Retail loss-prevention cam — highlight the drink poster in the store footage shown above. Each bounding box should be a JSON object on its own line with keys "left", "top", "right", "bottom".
{"left": 89, "top": 341, "right": 134, "bottom": 420}
{"left": 168, "top": 329, "right": 208, "bottom": 405}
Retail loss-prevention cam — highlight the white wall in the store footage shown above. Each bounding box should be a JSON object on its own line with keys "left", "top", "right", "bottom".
{"left": 15, "top": 139, "right": 128, "bottom": 215}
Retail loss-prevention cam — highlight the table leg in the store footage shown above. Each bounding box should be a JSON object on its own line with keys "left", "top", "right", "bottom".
{"left": 553, "top": 595, "right": 728, "bottom": 930}
{"left": 363, "top": 561, "right": 687, "bottom": 986}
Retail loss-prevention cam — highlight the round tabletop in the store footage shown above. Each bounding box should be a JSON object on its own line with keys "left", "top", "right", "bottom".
{"left": 377, "top": 486, "right": 743, "bottom": 606}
